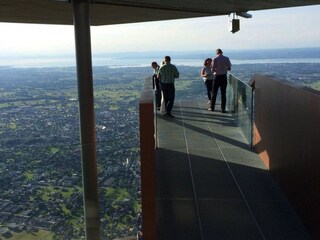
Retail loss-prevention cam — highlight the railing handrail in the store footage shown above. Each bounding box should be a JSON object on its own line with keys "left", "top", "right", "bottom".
{"left": 229, "top": 73, "right": 253, "bottom": 88}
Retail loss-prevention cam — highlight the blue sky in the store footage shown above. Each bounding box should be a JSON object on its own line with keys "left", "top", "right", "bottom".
{"left": 0, "top": 5, "right": 320, "bottom": 57}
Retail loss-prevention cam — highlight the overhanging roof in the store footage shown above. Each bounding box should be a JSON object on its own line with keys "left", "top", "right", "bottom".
{"left": 0, "top": 0, "right": 320, "bottom": 26}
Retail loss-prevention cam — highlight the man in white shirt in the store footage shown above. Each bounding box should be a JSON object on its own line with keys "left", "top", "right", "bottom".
{"left": 157, "top": 56, "right": 179, "bottom": 118}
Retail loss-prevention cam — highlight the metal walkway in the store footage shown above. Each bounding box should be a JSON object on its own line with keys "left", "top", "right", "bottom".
{"left": 155, "top": 101, "right": 310, "bottom": 240}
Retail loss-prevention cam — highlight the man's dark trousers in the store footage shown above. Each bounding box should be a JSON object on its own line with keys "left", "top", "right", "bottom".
{"left": 210, "top": 74, "right": 227, "bottom": 111}
{"left": 153, "top": 76, "right": 161, "bottom": 108}
{"left": 155, "top": 89, "right": 161, "bottom": 108}
{"left": 160, "top": 82, "right": 175, "bottom": 114}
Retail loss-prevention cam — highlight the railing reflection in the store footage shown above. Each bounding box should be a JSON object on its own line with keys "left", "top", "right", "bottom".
{"left": 227, "top": 74, "right": 254, "bottom": 148}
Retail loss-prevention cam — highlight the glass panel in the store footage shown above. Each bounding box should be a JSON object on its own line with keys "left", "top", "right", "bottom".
{"left": 93, "top": 66, "right": 144, "bottom": 239}
{"left": 0, "top": 67, "right": 85, "bottom": 239}
{"left": 0, "top": 64, "right": 148, "bottom": 240}
{"left": 228, "top": 74, "right": 253, "bottom": 147}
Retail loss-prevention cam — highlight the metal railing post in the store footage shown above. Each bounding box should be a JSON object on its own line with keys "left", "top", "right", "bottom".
{"left": 250, "top": 88, "right": 254, "bottom": 149}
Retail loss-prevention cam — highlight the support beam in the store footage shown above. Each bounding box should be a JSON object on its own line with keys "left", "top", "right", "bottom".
{"left": 73, "top": 0, "right": 100, "bottom": 239}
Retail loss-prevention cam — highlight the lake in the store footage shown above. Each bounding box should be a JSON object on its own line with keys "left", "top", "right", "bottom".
{"left": 2, "top": 48, "right": 320, "bottom": 68}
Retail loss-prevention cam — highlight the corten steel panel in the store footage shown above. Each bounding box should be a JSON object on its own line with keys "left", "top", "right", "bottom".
{"left": 252, "top": 74, "right": 320, "bottom": 239}
{"left": 139, "top": 78, "right": 157, "bottom": 240}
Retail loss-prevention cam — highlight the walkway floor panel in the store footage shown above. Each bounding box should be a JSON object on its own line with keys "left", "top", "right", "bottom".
{"left": 155, "top": 101, "right": 311, "bottom": 240}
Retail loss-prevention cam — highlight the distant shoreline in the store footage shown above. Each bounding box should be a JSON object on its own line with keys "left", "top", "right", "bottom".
{"left": 1, "top": 58, "right": 320, "bottom": 68}
{"left": 1, "top": 47, "right": 320, "bottom": 68}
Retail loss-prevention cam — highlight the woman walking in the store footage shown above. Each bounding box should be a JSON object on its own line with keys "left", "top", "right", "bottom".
{"left": 201, "top": 58, "right": 214, "bottom": 104}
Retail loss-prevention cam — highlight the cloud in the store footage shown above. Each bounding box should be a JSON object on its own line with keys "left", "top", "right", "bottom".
{"left": 0, "top": 23, "right": 75, "bottom": 56}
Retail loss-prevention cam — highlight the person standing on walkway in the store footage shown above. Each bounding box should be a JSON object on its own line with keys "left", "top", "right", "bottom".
{"left": 209, "top": 48, "right": 231, "bottom": 113}
{"left": 201, "top": 58, "right": 214, "bottom": 104}
{"left": 157, "top": 56, "right": 179, "bottom": 118}
{"left": 151, "top": 61, "right": 161, "bottom": 110}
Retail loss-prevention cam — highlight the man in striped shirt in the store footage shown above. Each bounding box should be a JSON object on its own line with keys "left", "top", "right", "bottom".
{"left": 157, "top": 56, "right": 179, "bottom": 118}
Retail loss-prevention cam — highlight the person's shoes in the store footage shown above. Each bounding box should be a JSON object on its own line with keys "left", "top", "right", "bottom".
{"left": 163, "top": 113, "right": 175, "bottom": 118}
{"left": 208, "top": 108, "right": 214, "bottom": 111}
{"left": 222, "top": 110, "right": 227, "bottom": 113}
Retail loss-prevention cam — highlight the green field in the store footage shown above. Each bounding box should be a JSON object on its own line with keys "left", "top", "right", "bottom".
{"left": 10, "top": 230, "right": 54, "bottom": 240}
{"left": 308, "top": 80, "right": 320, "bottom": 91}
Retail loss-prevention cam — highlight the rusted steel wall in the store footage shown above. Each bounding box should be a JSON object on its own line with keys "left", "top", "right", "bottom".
{"left": 139, "top": 77, "right": 157, "bottom": 240}
{"left": 252, "top": 74, "right": 320, "bottom": 239}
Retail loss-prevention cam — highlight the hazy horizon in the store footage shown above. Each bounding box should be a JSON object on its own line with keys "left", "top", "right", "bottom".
{"left": 0, "top": 5, "right": 320, "bottom": 58}
{"left": 1, "top": 47, "right": 320, "bottom": 68}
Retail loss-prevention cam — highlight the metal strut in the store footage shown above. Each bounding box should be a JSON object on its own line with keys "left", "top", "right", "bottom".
{"left": 73, "top": 0, "right": 100, "bottom": 239}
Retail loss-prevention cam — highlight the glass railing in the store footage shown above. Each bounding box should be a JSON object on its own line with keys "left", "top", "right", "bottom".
{"left": 151, "top": 70, "right": 254, "bottom": 148}
{"left": 0, "top": 65, "right": 145, "bottom": 240}
{"left": 227, "top": 74, "right": 254, "bottom": 148}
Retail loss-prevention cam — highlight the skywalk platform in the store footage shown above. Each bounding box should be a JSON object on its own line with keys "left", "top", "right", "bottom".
{"left": 155, "top": 101, "right": 310, "bottom": 240}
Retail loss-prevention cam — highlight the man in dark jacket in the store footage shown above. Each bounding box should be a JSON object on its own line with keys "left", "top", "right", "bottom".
{"left": 151, "top": 61, "right": 161, "bottom": 110}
